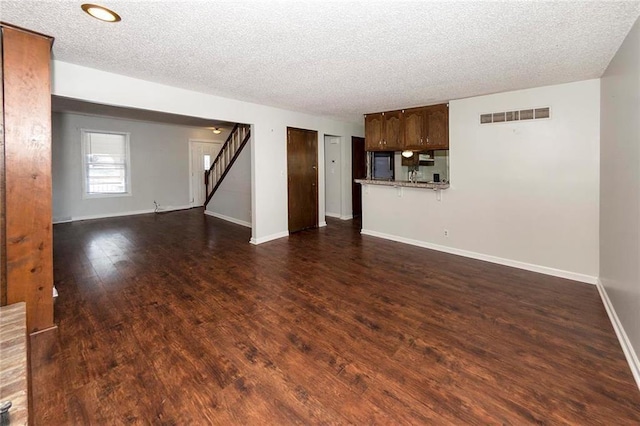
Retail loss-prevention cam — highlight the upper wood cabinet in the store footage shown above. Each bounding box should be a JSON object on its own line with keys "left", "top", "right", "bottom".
{"left": 365, "top": 110, "right": 403, "bottom": 151}
{"left": 402, "top": 104, "right": 449, "bottom": 151}
{"left": 365, "top": 103, "right": 449, "bottom": 152}
{"left": 403, "top": 107, "right": 427, "bottom": 150}
{"left": 424, "top": 104, "right": 449, "bottom": 150}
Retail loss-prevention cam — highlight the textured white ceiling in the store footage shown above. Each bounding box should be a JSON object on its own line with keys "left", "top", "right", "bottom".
{"left": 2, "top": 1, "right": 639, "bottom": 123}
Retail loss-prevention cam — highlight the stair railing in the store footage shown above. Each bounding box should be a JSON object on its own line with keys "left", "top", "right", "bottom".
{"left": 204, "top": 123, "right": 251, "bottom": 207}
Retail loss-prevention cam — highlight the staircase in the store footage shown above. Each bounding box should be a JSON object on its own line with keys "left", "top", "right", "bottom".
{"left": 204, "top": 123, "right": 251, "bottom": 207}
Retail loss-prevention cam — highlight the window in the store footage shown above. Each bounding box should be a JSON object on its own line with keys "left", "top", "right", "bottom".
{"left": 82, "top": 130, "right": 131, "bottom": 197}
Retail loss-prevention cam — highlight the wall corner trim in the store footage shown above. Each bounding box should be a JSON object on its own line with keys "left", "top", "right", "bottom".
{"left": 249, "top": 231, "right": 289, "bottom": 245}
{"left": 204, "top": 211, "right": 251, "bottom": 228}
{"left": 596, "top": 279, "right": 640, "bottom": 391}
{"left": 360, "top": 229, "right": 598, "bottom": 285}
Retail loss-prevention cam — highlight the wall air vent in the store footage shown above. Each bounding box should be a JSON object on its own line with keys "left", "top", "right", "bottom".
{"left": 480, "top": 107, "right": 550, "bottom": 124}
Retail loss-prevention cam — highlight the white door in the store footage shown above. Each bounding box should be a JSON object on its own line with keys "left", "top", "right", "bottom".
{"left": 190, "top": 141, "right": 222, "bottom": 206}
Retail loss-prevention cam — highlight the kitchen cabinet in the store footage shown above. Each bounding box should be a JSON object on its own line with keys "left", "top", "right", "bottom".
{"left": 402, "top": 104, "right": 449, "bottom": 151}
{"left": 365, "top": 110, "right": 402, "bottom": 151}
{"left": 402, "top": 107, "right": 427, "bottom": 150}
{"left": 365, "top": 103, "right": 449, "bottom": 152}
{"left": 425, "top": 104, "right": 449, "bottom": 150}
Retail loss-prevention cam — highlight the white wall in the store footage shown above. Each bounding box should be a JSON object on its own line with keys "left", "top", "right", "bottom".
{"left": 52, "top": 112, "right": 220, "bottom": 221}
{"left": 362, "top": 79, "right": 600, "bottom": 283}
{"left": 51, "top": 61, "right": 364, "bottom": 243}
{"left": 206, "top": 139, "right": 252, "bottom": 227}
{"left": 324, "top": 136, "right": 342, "bottom": 217}
{"left": 600, "top": 17, "right": 640, "bottom": 383}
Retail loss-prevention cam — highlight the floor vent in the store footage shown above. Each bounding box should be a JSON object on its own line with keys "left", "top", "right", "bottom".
{"left": 480, "top": 107, "right": 550, "bottom": 124}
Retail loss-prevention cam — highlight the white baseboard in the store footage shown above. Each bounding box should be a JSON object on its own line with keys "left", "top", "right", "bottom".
{"left": 596, "top": 279, "right": 640, "bottom": 391}
{"left": 360, "top": 229, "right": 598, "bottom": 285}
{"left": 319, "top": 221, "right": 327, "bottom": 228}
{"left": 72, "top": 209, "right": 154, "bottom": 222}
{"left": 55, "top": 205, "right": 193, "bottom": 224}
{"left": 250, "top": 231, "right": 289, "bottom": 245}
{"left": 325, "top": 212, "right": 354, "bottom": 221}
{"left": 52, "top": 217, "right": 72, "bottom": 224}
{"left": 204, "top": 210, "right": 251, "bottom": 228}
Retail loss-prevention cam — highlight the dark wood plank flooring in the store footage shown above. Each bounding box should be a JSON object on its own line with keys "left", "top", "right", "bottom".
{"left": 31, "top": 208, "right": 640, "bottom": 424}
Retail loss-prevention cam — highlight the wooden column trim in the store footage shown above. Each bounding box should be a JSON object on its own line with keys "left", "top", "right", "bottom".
{"left": 1, "top": 24, "right": 54, "bottom": 333}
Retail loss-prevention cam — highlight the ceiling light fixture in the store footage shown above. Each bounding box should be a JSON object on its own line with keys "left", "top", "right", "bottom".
{"left": 401, "top": 150, "right": 414, "bottom": 158}
{"left": 81, "top": 4, "right": 121, "bottom": 22}
{"left": 212, "top": 128, "right": 222, "bottom": 134}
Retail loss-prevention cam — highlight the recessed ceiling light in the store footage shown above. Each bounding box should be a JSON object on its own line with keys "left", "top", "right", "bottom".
{"left": 212, "top": 128, "right": 222, "bottom": 134}
{"left": 81, "top": 4, "right": 121, "bottom": 22}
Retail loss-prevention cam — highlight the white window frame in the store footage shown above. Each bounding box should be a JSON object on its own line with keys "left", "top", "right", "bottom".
{"left": 81, "top": 129, "right": 132, "bottom": 199}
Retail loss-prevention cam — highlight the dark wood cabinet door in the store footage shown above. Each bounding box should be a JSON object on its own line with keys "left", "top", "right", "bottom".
{"left": 383, "top": 110, "right": 402, "bottom": 150}
{"left": 365, "top": 113, "right": 384, "bottom": 151}
{"left": 425, "top": 104, "right": 449, "bottom": 150}
{"left": 403, "top": 107, "right": 426, "bottom": 150}
{"left": 287, "top": 127, "right": 318, "bottom": 233}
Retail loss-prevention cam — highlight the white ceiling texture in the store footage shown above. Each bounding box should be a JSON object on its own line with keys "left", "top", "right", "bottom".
{"left": 1, "top": 0, "right": 639, "bottom": 124}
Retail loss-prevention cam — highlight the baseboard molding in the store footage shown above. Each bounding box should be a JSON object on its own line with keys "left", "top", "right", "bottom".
{"left": 325, "top": 213, "right": 354, "bottom": 221}
{"left": 54, "top": 205, "right": 193, "bottom": 224}
{"left": 596, "top": 279, "right": 640, "bottom": 391}
{"left": 204, "top": 210, "right": 251, "bottom": 228}
{"left": 360, "top": 229, "right": 598, "bottom": 285}
{"left": 250, "top": 231, "right": 289, "bottom": 245}
{"left": 71, "top": 209, "right": 154, "bottom": 222}
{"left": 52, "top": 218, "right": 72, "bottom": 224}
{"left": 319, "top": 221, "right": 327, "bottom": 228}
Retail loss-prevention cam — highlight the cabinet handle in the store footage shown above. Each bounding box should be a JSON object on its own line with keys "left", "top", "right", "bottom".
{"left": 420, "top": 138, "right": 423, "bottom": 145}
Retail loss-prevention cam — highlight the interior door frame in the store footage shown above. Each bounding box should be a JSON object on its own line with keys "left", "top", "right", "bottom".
{"left": 287, "top": 127, "right": 319, "bottom": 232}
{"left": 351, "top": 136, "right": 366, "bottom": 218}
{"left": 188, "top": 139, "right": 222, "bottom": 207}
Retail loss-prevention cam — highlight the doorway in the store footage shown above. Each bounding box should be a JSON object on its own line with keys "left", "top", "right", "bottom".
{"left": 189, "top": 140, "right": 222, "bottom": 206}
{"left": 351, "top": 136, "right": 366, "bottom": 217}
{"left": 287, "top": 127, "right": 318, "bottom": 233}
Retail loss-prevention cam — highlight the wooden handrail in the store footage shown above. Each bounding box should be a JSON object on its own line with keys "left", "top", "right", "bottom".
{"left": 204, "top": 124, "right": 250, "bottom": 207}
{"left": 205, "top": 123, "right": 239, "bottom": 182}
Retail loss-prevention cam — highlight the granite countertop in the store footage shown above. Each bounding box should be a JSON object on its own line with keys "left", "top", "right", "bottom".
{"left": 355, "top": 179, "right": 450, "bottom": 190}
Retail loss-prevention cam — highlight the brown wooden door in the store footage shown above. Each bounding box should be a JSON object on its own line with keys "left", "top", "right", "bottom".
{"left": 383, "top": 110, "right": 403, "bottom": 150}
{"left": 287, "top": 127, "right": 318, "bottom": 233}
{"left": 351, "top": 137, "right": 366, "bottom": 218}
{"left": 425, "top": 104, "right": 449, "bottom": 150}
{"left": 364, "top": 113, "right": 384, "bottom": 151}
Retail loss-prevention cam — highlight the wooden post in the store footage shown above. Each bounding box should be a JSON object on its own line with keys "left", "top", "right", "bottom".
{"left": 1, "top": 24, "right": 55, "bottom": 333}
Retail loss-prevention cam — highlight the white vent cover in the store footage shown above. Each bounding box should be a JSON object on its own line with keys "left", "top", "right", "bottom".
{"left": 480, "top": 107, "right": 550, "bottom": 124}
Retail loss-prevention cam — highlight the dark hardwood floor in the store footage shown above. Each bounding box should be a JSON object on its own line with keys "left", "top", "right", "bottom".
{"left": 31, "top": 208, "right": 640, "bottom": 424}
